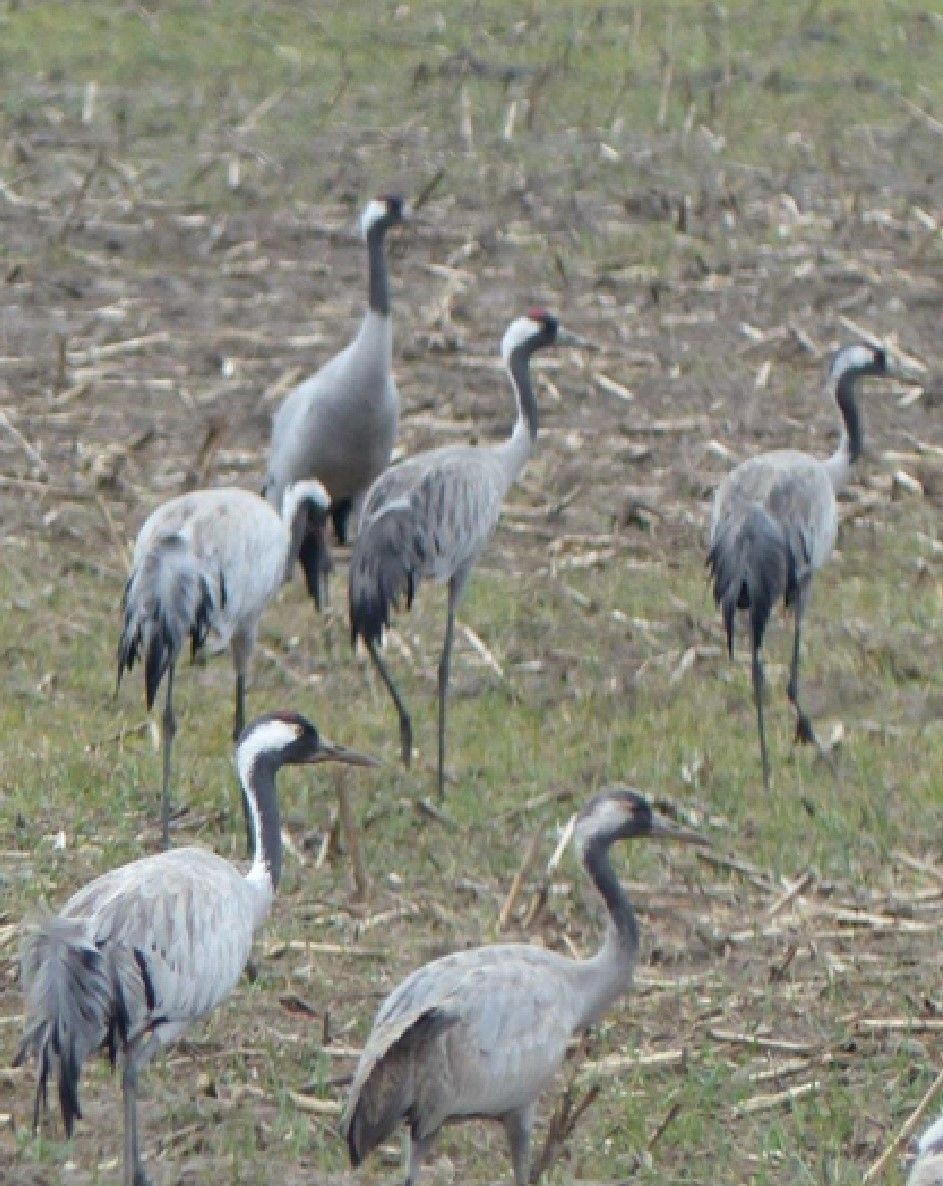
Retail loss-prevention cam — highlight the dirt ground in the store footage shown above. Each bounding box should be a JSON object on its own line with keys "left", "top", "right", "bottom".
{"left": 1, "top": 37, "right": 943, "bottom": 1186}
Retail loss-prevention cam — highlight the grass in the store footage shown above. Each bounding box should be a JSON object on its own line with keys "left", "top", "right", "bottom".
{"left": 1, "top": 0, "right": 943, "bottom": 1184}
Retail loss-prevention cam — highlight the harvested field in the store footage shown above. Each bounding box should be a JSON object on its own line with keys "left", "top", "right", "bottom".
{"left": 1, "top": 4, "right": 942, "bottom": 1184}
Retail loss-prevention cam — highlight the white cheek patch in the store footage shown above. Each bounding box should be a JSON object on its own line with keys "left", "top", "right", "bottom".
{"left": 360, "top": 199, "right": 388, "bottom": 239}
{"left": 500, "top": 317, "right": 542, "bottom": 361}
{"left": 283, "top": 479, "right": 331, "bottom": 523}
{"left": 828, "top": 344, "right": 876, "bottom": 385}
{"left": 236, "top": 719, "right": 299, "bottom": 785}
{"left": 572, "top": 796, "right": 631, "bottom": 854}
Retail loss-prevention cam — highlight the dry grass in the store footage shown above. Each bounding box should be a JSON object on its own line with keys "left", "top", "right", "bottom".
{"left": 1, "top": 3, "right": 942, "bottom": 1184}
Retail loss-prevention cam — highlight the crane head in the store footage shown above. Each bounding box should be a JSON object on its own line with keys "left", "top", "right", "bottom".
{"left": 501, "top": 310, "right": 591, "bottom": 362}
{"left": 572, "top": 787, "right": 707, "bottom": 856}
{"left": 361, "top": 194, "right": 409, "bottom": 239}
{"left": 826, "top": 342, "right": 891, "bottom": 388}
{"left": 237, "top": 711, "right": 380, "bottom": 770}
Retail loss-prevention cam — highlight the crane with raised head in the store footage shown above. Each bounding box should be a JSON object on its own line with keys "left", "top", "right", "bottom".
{"left": 707, "top": 343, "right": 898, "bottom": 790}
{"left": 263, "top": 194, "right": 408, "bottom": 608}
{"left": 341, "top": 787, "right": 704, "bottom": 1186}
{"left": 117, "top": 480, "right": 330, "bottom": 847}
{"left": 349, "top": 310, "right": 580, "bottom": 798}
{"left": 15, "top": 710, "right": 376, "bottom": 1186}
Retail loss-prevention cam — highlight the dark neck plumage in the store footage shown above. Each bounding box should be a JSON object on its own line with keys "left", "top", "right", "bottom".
{"left": 582, "top": 834, "right": 639, "bottom": 956}
{"left": 366, "top": 223, "right": 391, "bottom": 317}
{"left": 835, "top": 372, "right": 864, "bottom": 465}
{"left": 508, "top": 342, "right": 540, "bottom": 440}
{"left": 244, "top": 756, "right": 282, "bottom": 891}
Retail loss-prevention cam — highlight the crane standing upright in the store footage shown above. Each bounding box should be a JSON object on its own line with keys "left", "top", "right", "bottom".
{"left": 707, "top": 343, "right": 896, "bottom": 789}
{"left": 348, "top": 311, "right": 580, "bottom": 798}
{"left": 15, "top": 711, "right": 376, "bottom": 1186}
{"left": 264, "top": 194, "right": 408, "bottom": 608}
{"left": 341, "top": 788, "right": 704, "bottom": 1186}
{"left": 117, "top": 480, "right": 330, "bottom": 847}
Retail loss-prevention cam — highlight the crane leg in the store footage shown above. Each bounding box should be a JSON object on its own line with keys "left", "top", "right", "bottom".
{"left": 233, "top": 672, "right": 246, "bottom": 742}
{"left": 160, "top": 667, "right": 177, "bottom": 851}
{"left": 122, "top": 1054, "right": 151, "bottom": 1186}
{"left": 436, "top": 581, "right": 458, "bottom": 800}
{"left": 787, "top": 582, "right": 817, "bottom": 745}
{"left": 403, "top": 1124, "right": 430, "bottom": 1186}
{"left": 751, "top": 645, "right": 771, "bottom": 792}
{"left": 504, "top": 1104, "right": 535, "bottom": 1186}
{"left": 366, "top": 638, "right": 413, "bottom": 767}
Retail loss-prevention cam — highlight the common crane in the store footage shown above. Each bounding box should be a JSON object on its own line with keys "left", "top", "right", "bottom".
{"left": 349, "top": 310, "right": 579, "bottom": 797}
{"left": 117, "top": 480, "right": 330, "bottom": 847}
{"left": 707, "top": 343, "right": 897, "bottom": 790}
{"left": 341, "top": 787, "right": 704, "bottom": 1186}
{"left": 15, "top": 710, "right": 376, "bottom": 1186}
{"left": 263, "top": 194, "right": 408, "bottom": 608}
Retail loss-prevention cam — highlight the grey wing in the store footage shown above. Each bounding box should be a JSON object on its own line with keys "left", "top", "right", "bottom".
{"left": 374, "top": 947, "right": 577, "bottom": 1099}
{"left": 141, "top": 490, "right": 287, "bottom": 640}
{"left": 64, "top": 849, "right": 257, "bottom": 1034}
{"left": 712, "top": 454, "right": 835, "bottom": 572}
{"left": 362, "top": 448, "right": 507, "bottom": 580}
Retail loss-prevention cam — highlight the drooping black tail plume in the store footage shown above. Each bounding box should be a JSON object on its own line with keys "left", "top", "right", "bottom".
{"left": 349, "top": 503, "right": 423, "bottom": 648}
{"left": 707, "top": 505, "right": 797, "bottom": 657}
{"left": 342, "top": 1008, "right": 455, "bottom": 1168}
{"left": 117, "top": 534, "right": 218, "bottom": 708}
{"left": 12, "top": 910, "right": 139, "bottom": 1133}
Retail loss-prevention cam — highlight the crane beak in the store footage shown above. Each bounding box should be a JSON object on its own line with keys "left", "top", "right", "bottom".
{"left": 556, "top": 327, "right": 596, "bottom": 350}
{"left": 647, "top": 809, "right": 710, "bottom": 845}
{"left": 311, "top": 740, "right": 381, "bottom": 768}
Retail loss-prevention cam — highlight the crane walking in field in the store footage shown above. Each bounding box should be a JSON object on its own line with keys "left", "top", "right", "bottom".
{"left": 349, "top": 310, "right": 580, "bottom": 797}
{"left": 263, "top": 194, "right": 408, "bottom": 608}
{"left": 15, "top": 711, "right": 376, "bottom": 1186}
{"left": 117, "top": 480, "right": 330, "bottom": 847}
{"left": 341, "top": 787, "right": 704, "bottom": 1186}
{"left": 707, "top": 343, "right": 897, "bottom": 790}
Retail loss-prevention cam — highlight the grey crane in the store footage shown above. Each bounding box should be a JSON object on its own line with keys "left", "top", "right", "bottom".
{"left": 707, "top": 343, "right": 896, "bottom": 790}
{"left": 14, "top": 710, "right": 376, "bottom": 1186}
{"left": 117, "top": 480, "right": 330, "bottom": 847}
{"left": 349, "top": 310, "right": 579, "bottom": 797}
{"left": 908, "top": 1113, "right": 943, "bottom": 1186}
{"left": 263, "top": 194, "right": 408, "bottom": 608}
{"left": 341, "top": 787, "right": 704, "bottom": 1186}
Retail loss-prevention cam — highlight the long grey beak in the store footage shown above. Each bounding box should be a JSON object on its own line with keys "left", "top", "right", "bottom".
{"left": 648, "top": 809, "right": 710, "bottom": 845}
{"left": 311, "top": 741, "right": 381, "bottom": 768}
{"left": 556, "top": 327, "right": 596, "bottom": 350}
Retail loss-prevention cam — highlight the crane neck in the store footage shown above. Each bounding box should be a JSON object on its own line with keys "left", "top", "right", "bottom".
{"left": 824, "top": 373, "right": 864, "bottom": 492}
{"left": 366, "top": 222, "right": 393, "bottom": 318}
{"left": 507, "top": 341, "right": 540, "bottom": 441}
{"left": 582, "top": 833, "right": 639, "bottom": 959}
{"left": 239, "top": 754, "right": 282, "bottom": 906}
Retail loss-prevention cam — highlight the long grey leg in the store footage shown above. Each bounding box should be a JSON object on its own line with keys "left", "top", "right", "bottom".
{"left": 787, "top": 580, "right": 815, "bottom": 744}
{"left": 122, "top": 1054, "right": 150, "bottom": 1186}
{"left": 751, "top": 644, "right": 771, "bottom": 792}
{"left": 367, "top": 638, "right": 413, "bottom": 767}
{"left": 234, "top": 672, "right": 246, "bottom": 742}
{"left": 787, "top": 581, "right": 837, "bottom": 776}
{"left": 504, "top": 1104, "right": 535, "bottom": 1186}
{"left": 403, "top": 1124, "right": 430, "bottom": 1186}
{"left": 436, "top": 579, "right": 459, "bottom": 800}
{"left": 160, "top": 666, "right": 176, "bottom": 850}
